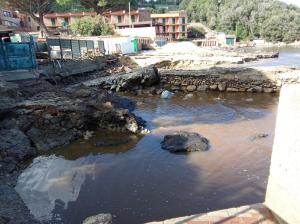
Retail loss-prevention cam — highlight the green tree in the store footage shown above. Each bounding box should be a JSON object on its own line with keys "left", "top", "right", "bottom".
{"left": 0, "top": 0, "right": 55, "bottom": 35}
{"left": 180, "top": 0, "right": 300, "bottom": 42}
{"left": 70, "top": 15, "right": 113, "bottom": 36}
{"left": 51, "top": 0, "right": 92, "bottom": 12}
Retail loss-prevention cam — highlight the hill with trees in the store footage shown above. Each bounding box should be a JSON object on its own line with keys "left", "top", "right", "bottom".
{"left": 180, "top": 0, "right": 300, "bottom": 42}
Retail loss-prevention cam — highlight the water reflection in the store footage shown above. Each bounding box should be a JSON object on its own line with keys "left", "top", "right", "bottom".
{"left": 46, "top": 130, "right": 143, "bottom": 160}
{"left": 15, "top": 155, "right": 98, "bottom": 221}
{"left": 132, "top": 92, "right": 278, "bottom": 129}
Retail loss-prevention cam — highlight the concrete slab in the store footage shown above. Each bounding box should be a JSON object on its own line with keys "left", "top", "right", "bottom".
{"left": 0, "top": 70, "right": 39, "bottom": 81}
{"left": 146, "top": 204, "right": 278, "bottom": 224}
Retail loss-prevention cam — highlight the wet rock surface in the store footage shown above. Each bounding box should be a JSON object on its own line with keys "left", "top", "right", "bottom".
{"left": 83, "top": 66, "right": 159, "bottom": 93}
{"left": 161, "top": 132, "right": 210, "bottom": 153}
{"left": 0, "top": 184, "right": 39, "bottom": 224}
{"left": 82, "top": 213, "right": 112, "bottom": 224}
{"left": 0, "top": 76, "right": 147, "bottom": 223}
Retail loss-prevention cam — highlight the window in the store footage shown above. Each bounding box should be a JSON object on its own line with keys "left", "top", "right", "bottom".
{"left": 131, "top": 15, "right": 135, "bottom": 22}
{"left": 182, "top": 33, "right": 186, "bottom": 37}
{"left": 51, "top": 18, "right": 56, "bottom": 26}
{"left": 182, "top": 25, "right": 186, "bottom": 32}
{"left": 64, "top": 18, "right": 69, "bottom": 26}
{"left": 172, "top": 18, "right": 176, "bottom": 24}
{"left": 172, "top": 26, "right": 175, "bottom": 32}
{"left": 117, "top": 16, "right": 122, "bottom": 23}
{"left": 162, "top": 18, "right": 166, "bottom": 24}
{"left": 163, "top": 26, "right": 166, "bottom": 33}
{"left": 28, "top": 17, "right": 31, "bottom": 22}
{"left": 182, "top": 17, "right": 186, "bottom": 24}
{"left": 172, "top": 33, "right": 176, "bottom": 39}
{"left": 37, "top": 26, "right": 40, "bottom": 31}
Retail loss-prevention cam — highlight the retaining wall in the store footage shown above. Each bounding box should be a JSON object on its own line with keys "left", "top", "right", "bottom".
{"left": 159, "top": 68, "right": 300, "bottom": 93}
{"left": 265, "top": 84, "right": 300, "bottom": 224}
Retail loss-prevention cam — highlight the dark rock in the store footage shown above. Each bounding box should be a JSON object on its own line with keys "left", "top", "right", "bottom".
{"left": 161, "top": 132, "right": 210, "bottom": 153}
{"left": 0, "top": 127, "right": 36, "bottom": 172}
{"left": 251, "top": 133, "right": 269, "bottom": 141}
{"left": 82, "top": 213, "right": 112, "bottom": 224}
{"left": 83, "top": 66, "right": 159, "bottom": 91}
{"left": 26, "top": 127, "right": 77, "bottom": 151}
{"left": 0, "top": 185, "right": 40, "bottom": 224}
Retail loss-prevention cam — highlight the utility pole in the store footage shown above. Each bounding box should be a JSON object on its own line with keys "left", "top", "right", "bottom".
{"left": 129, "top": 1, "right": 132, "bottom": 28}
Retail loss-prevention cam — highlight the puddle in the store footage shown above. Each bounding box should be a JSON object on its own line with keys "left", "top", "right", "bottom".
{"left": 16, "top": 92, "right": 279, "bottom": 224}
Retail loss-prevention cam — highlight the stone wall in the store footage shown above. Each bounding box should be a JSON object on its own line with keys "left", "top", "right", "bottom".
{"left": 265, "top": 84, "right": 300, "bottom": 224}
{"left": 82, "top": 67, "right": 300, "bottom": 95}
{"left": 159, "top": 67, "right": 300, "bottom": 93}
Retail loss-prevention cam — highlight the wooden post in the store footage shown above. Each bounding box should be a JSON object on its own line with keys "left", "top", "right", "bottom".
{"left": 59, "top": 38, "right": 63, "bottom": 59}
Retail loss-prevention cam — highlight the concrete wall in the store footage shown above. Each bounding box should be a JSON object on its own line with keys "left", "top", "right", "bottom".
{"left": 265, "top": 84, "right": 300, "bottom": 224}
{"left": 116, "top": 27, "right": 156, "bottom": 40}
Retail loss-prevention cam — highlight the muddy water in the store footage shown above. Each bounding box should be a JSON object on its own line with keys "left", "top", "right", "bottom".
{"left": 15, "top": 92, "right": 279, "bottom": 224}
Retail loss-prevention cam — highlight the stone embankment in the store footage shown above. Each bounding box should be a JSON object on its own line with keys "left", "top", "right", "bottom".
{"left": 159, "top": 67, "right": 300, "bottom": 93}
{"left": 83, "top": 66, "right": 300, "bottom": 94}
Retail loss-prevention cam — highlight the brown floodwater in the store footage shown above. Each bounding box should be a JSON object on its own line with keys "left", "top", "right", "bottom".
{"left": 15, "top": 91, "right": 279, "bottom": 224}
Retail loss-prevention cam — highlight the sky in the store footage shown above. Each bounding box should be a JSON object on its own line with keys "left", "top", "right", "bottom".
{"left": 280, "top": 0, "right": 300, "bottom": 6}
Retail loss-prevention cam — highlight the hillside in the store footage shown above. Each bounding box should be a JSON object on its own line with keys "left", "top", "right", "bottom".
{"left": 180, "top": 0, "right": 300, "bottom": 42}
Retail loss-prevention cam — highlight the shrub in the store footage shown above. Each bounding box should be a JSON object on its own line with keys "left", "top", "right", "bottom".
{"left": 71, "top": 15, "right": 114, "bottom": 36}
{"left": 187, "top": 26, "right": 206, "bottom": 39}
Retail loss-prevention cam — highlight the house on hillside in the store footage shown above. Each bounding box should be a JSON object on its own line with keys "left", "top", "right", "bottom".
{"left": 151, "top": 11, "right": 188, "bottom": 40}
{"left": 17, "top": 12, "right": 40, "bottom": 32}
{"left": 103, "top": 9, "right": 152, "bottom": 29}
{"left": 0, "top": 7, "right": 20, "bottom": 31}
{"left": 43, "top": 12, "right": 97, "bottom": 32}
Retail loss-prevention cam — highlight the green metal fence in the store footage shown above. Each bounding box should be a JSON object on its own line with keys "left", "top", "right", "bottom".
{"left": 0, "top": 37, "right": 37, "bottom": 71}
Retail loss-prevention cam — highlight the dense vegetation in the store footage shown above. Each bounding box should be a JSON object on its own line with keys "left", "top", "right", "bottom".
{"left": 52, "top": 0, "right": 138, "bottom": 13}
{"left": 180, "top": 0, "right": 300, "bottom": 42}
{"left": 70, "top": 15, "right": 113, "bottom": 36}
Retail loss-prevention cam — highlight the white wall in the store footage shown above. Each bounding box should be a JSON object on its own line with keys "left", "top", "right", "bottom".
{"left": 115, "top": 27, "right": 156, "bottom": 40}
{"left": 265, "top": 84, "right": 300, "bottom": 224}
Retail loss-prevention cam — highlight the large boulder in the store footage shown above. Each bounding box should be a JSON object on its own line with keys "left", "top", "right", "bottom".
{"left": 161, "top": 132, "right": 210, "bottom": 153}
{"left": 83, "top": 66, "right": 159, "bottom": 91}
{"left": 82, "top": 213, "right": 112, "bottom": 224}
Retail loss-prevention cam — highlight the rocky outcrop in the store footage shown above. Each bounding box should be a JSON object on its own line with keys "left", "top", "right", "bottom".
{"left": 161, "top": 132, "right": 210, "bottom": 153}
{"left": 0, "top": 79, "right": 18, "bottom": 113}
{"left": 12, "top": 87, "right": 145, "bottom": 151}
{"left": 83, "top": 66, "right": 159, "bottom": 93}
{"left": 0, "top": 121, "right": 37, "bottom": 175}
{"left": 82, "top": 213, "right": 112, "bottom": 224}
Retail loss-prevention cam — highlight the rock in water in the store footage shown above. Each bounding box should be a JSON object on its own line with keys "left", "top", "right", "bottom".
{"left": 161, "top": 90, "right": 174, "bottom": 99}
{"left": 161, "top": 132, "right": 210, "bottom": 153}
{"left": 82, "top": 213, "right": 112, "bottom": 224}
{"left": 251, "top": 133, "right": 269, "bottom": 141}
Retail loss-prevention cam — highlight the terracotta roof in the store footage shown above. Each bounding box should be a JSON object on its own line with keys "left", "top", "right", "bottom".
{"left": 103, "top": 10, "right": 140, "bottom": 16}
{"left": 44, "top": 12, "right": 97, "bottom": 18}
